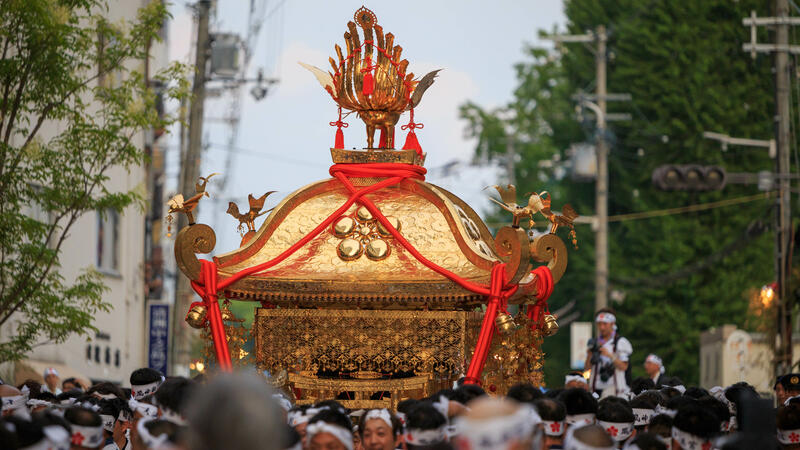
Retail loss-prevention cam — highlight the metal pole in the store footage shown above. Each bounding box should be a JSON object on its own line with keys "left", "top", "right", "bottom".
{"left": 775, "top": 0, "right": 793, "bottom": 375}
{"left": 595, "top": 25, "right": 609, "bottom": 312}
{"left": 172, "top": 0, "right": 210, "bottom": 374}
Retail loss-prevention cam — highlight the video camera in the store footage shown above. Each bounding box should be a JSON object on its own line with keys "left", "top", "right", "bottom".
{"left": 587, "top": 338, "right": 615, "bottom": 382}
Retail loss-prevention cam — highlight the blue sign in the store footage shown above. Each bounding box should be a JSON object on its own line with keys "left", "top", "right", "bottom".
{"left": 148, "top": 303, "right": 169, "bottom": 375}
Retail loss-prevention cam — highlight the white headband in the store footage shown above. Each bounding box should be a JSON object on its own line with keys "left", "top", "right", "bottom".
{"left": 565, "top": 375, "right": 589, "bottom": 386}
{"left": 2, "top": 395, "right": 28, "bottom": 412}
{"left": 364, "top": 409, "right": 393, "bottom": 429}
{"left": 289, "top": 407, "right": 323, "bottom": 427}
{"left": 19, "top": 425, "right": 71, "bottom": 450}
{"left": 645, "top": 354, "right": 662, "bottom": 367}
{"left": 404, "top": 426, "right": 447, "bottom": 446}
{"left": 159, "top": 406, "right": 187, "bottom": 425}
{"left": 432, "top": 396, "right": 449, "bottom": 423}
{"left": 137, "top": 417, "right": 172, "bottom": 449}
{"left": 131, "top": 376, "right": 164, "bottom": 400}
{"left": 543, "top": 420, "right": 566, "bottom": 436}
{"left": 92, "top": 392, "right": 118, "bottom": 400}
{"left": 454, "top": 404, "right": 541, "bottom": 450}
{"left": 631, "top": 408, "right": 654, "bottom": 427}
{"left": 99, "top": 414, "right": 115, "bottom": 432}
{"left": 68, "top": 423, "right": 105, "bottom": 448}
{"left": 395, "top": 411, "right": 406, "bottom": 425}
{"left": 654, "top": 405, "right": 677, "bottom": 418}
{"left": 563, "top": 425, "right": 615, "bottom": 450}
{"left": 273, "top": 394, "right": 293, "bottom": 412}
{"left": 306, "top": 422, "right": 353, "bottom": 450}
{"left": 26, "top": 399, "right": 52, "bottom": 410}
{"left": 565, "top": 413, "right": 595, "bottom": 426}
{"left": 671, "top": 427, "right": 710, "bottom": 450}
{"left": 129, "top": 399, "right": 159, "bottom": 418}
{"left": 595, "top": 312, "right": 616, "bottom": 323}
{"left": 596, "top": 420, "right": 634, "bottom": 442}
{"left": 118, "top": 409, "right": 131, "bottom": 422}
{"left": 778, "top": 428, "right": 800, "bottom": 444}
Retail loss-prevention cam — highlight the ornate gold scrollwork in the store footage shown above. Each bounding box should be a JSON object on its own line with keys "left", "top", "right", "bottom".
{"left": 530, "top": 233, "right": 568, "bottom": 283}
{"left": 174, "top": 224, "right": 217, "bottom": 280}
{"left": 494, "top": 226, "right": 532, "bottom": 284}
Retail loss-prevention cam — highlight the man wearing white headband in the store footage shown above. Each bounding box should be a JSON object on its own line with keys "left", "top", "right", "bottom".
{"left": 563, "top": 424, "right": 615, "bottom": 450}
{"left": 533, "top": 398, "right": 567, "bottom": 450}
{"left": 643, "top": 354, "right": 665, "bottom": 387}
{"left": 595, "top": 399, "right": 635, "bottom": 448}
{"left": 403, "top": 402, "right": 448, "bottom": 449}
{"left": 565, "top": 371, "right": 591, "bottom": 392}
{"left": 671, "top": 403, "right": 719, "bottom": 450}
{"left": 128, "top": 368, "right": 164, "bottom": 401}
{"left": 65, "top": 405, "right": 106, "bottom": 450}
{"left": 306, "top": 409, "right": 355, "bottom": 450}
{"left": 1, "top": 384, "right": 30, "bottom": 419}
{"left": 452, "top": 397, "right": 542, "bottom": 450}
{"left": 585, "top": 309, "right": 632, "bottom": 398}
{"left": 357, "top": 408, "right": 400, "bottom": 450}
{"left": 43, "top": 367, "right": 63, "bottom": 395}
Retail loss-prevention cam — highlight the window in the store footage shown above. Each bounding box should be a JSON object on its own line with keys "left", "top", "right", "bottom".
{"left": 97, "top": 209, "right": 119, "bottom": 273}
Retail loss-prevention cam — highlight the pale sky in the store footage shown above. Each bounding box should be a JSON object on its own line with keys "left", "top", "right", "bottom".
{"left": 166, "top": 0, "right": 566, "bottom": 257}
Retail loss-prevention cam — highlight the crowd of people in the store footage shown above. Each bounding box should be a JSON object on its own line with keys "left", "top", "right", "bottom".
{"left": 1, "top": 307, "right": 799, "bottom": 449}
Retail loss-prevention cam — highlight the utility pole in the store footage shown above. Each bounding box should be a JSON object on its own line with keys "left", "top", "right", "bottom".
{"left": 505, "top": 133, "right": 516, "bottom": 187}
{"left": 743, "top": 2, "right": 797, "bottom": 374}
{"left": 172, "top": 0, "right": 210, "bottom": 374}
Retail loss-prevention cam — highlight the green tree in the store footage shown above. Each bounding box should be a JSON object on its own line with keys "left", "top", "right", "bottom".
{"left": 0, "top": 0, "right": 187, "bottom": 361}
{"left": 462, "top": 0, "right": 779, "bottom": 385}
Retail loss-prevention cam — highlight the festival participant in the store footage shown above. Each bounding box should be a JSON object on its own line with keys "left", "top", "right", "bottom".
{"left": 670, "top": 403, "right": 720, "bottom": 450}
{"left": 88, "top": 382, "right": 125, "bottom": 401}
{"left": 455, "top": 384, "right": 486, "bottom": 405}
{"left": 533, "top": 398, "right": 566, "bottom": 450}
{"left": 64, "top": 377, "right": 85, "bottom": 393}
{"left": 403, "top": 401, "right": 448, "bottom": 449}
{"left": 645, "top": 414, "right": 672, "bottom": 447}
{"left": 307, "top": 409, "right": 354, "bottom": 450}
{"left": 97, "top": 399, "right": 122, "bottom": 450}
{"left": 65, "top": 405, "right": 105, "bottom": 450}
{"left": 696, "top": 396, "right": 730, "bottom": 433}
{"left": 507, "top": 383, "right": 544, "bottom": 404}
{"left": 629, "top": 377, "right": 655, "bottom": 396}
{"left": 451, "top": 396, "right": 542, "bottom": 450}
{"left": 131, "top": 417, "right": 182, "bottom": 450}
{"left": 629, "top": 395, "right": 656, "bottom": 433}
{"left": 42, "top": 368, "right": 63, "bottom": 395}
{"left": 32, "top": 409, "right": 74, "bottom": 448}
{"left": 624, "top": 432, "right": 666, "bottom": 450}
{"left": 564, "top": 372, "right": 591, "bottom": 392}
{"left": 585, "top": 309, "right": 632, "bottom": 398}
{"left": 27, "top": 390, "right": 57, "bottom": 413}
{"left": 112, "top": 405, "right": 133, "bottom": 450}
{"left": 129, "top": 369, "right": 164, "bottom": 401}
{"left": 154, "top": 377, "right": 194, "bottom": 425}
{"left": 562, "top": 424, "right": 614, "bottom": 450}
{"left": 185, "top": 373, "right": 283, "bottom": 450}
{"left": 1, "top": 384, "right": 30, "bottom": 419}
{"left": 595, "top": 397, "right": 635, "bottom": 448}
{"left": 643, "top": 355, "right": 666, "bottom": 387}
{"left": 358, "top": 408, "right": 402, "bottom": 450}
{"left": 777, "top": 403, "right": 800, "bottom": 449}
{"left": 396, "top": 398, "right": 420, "bottom": 425}
{"left": 18, "top": 379, "right": 42, "bottom": 398}
{"left": 781, "top": 375, "right": 800, "bottom": 405}
{"left": 558, "top": 388, "right": 597, "bottom": 429}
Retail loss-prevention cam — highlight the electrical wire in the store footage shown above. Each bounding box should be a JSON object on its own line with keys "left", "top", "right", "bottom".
{"left": 607, "top": 192, "right": 775, "bottom": 222}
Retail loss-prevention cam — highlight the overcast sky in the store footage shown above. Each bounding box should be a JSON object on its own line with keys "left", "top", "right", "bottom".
{"left": 166, "top": 0, "right": 566, "bottom": 255}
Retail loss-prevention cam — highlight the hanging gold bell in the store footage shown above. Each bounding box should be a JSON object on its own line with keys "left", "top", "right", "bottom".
{"left": 495, "top": 313, "right": 518, "bottom": 335}
{"left": 543, "top": 314, "right": 559, "bottom": 336}
{"left": 185, "top": 304, "right": 207, "bottom": 329}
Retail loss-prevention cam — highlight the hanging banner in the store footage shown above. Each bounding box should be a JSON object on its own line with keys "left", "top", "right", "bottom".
{"left": 570, "top": 322, "right": 592, "bottom": 369}
{"left": 147, "top": 302, "right": 170, "bottom": 375}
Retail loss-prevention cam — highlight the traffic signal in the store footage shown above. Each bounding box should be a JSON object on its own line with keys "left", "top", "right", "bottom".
{"left": 652, "top": 165, "right": 727, "bottom": 191}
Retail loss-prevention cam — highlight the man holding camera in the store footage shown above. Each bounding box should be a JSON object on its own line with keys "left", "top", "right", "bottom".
{"left": 584, "top": 308, "right": 632, "bottom": 398}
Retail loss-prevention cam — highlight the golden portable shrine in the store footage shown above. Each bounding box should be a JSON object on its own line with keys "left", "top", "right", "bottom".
{"left": 169, "top": 7, "right": 577, "bottom": 410}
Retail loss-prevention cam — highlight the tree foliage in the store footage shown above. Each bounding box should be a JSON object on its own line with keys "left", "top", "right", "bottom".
{"left": 0, "top": 0, "right": 188, "bottom": 361}
{"left": 461, "top": 0, "right": 780, "bottom": 385}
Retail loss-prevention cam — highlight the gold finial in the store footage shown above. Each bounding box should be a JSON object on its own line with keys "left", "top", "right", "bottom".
{"left": 354, "top": 6, "right": 377, "bottom": 29}
{"left": 165, "top": 173, "right": 220, "bottom": 234}
{"left": 227, "top": 191, "right": 276, "bottom": 236}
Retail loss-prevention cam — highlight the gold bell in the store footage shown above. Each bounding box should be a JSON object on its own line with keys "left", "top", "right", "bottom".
{"left": 543, "top": 314, "right": 559, "bottom": 336}
{"left": 185, "top": 304, "right": 207, "bottom": 329}
{"left": 495, "top": 313, "right": 518, "bottom": 335}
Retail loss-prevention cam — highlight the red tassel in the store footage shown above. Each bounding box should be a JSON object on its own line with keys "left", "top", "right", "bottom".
{"left": 335, "top": 127, "right": 344, "bottom": 149}
{"left": 363, "top": 71, "right": 374, "bottom": 96}
{"left": 378, "top": 129, "right": 387, "bottom": 148}
{"left": 402, "top": 130, "right": 422, "bottom": 155}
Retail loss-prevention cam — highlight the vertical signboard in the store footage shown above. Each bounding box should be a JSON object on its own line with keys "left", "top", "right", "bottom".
{"left": 570, "top": 321, "right": 592, "bottom": 370}
{"left": 148, "top": 302, "right": 170, "bottom": 375}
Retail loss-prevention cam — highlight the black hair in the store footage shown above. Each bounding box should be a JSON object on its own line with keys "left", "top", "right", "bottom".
{"left": 660, "top": 376, "right": 683, "bottom": 387}
{"left": 724, "top": 382, "right": 759, "bottom": 415}
{"left": 17, "top": 379, "right": 42, "bottom": 397}
{"left": 55, "top": 389, "right": 83, "bottom": 403}
{"left": 62, "top": 377, "right": 79, "bottom": 388}
{"left": 683, "top": 386, "right": 709, "bottom": 399}
{"left": 0, "top": 418, "right": 20, "bottom": 449}
{"left": 430, "top": 389, "right": 457, "bottom": 401}
{"left": 630, "top": 377, "right": 655, "bottom": 395}
{"left": 665, "top": 395, "right": 696, "bottom": 412}
{"left": 557, "top": 388, "right": 597, "bottom": 416}
{"left": 406, "top": 402, "right": 447, "bottom": 431}
{"left": 630, "top": 395, "right": 656, "bottom": 410}
{"left": 544, "top": 388, "right": 564, "bottom": 399}
{"left": 98, "top": 397, "right": 126, "bottom": 421}
{"left": 142, "top": 419, "right": 181, "bottom": 445}
{"left": 65, "top": 406, "right": 102, "bottom": 427}
{"left": 455, "top": 384, "right": 486, "bottom": 404}
{"left": 597, "top": 397, "right": 634, "bottom": 423}
{"left": 628, "top": 432, "right": 667, "bottom": 450}
{"left": 315, "top": 399, "right": 348, "bottom": 415}
{"left": 697, "top": 396, "right": 730, "bottom": 425}
{"left": 87, "top": 382, "right": 125, "bottom": 400}
{"left": 658, "top": 386, "right": 681, "bottom": 400}
{"left": 637, "top": 390, "right": 666, "bottom": 407}
{"left": 532, "top": 398, "right": 566, "bottom": 422}
{"left": 129, "top": 368, "right": 163, "bottom": 386}
{"left": 309, "top": 409, "right": 353, "bottom": 432}
{"left": 4, "top": 415, "right": 43, "bottom": 448}
{"left": 672, "top": 402, "right": 720, "bottom": 440}
{"left": 358, "top": 408, "right": 402, "bottom": 437}
{"left": 32, "top": 409, "right": 71, "bottom": 432}
{"left": 647, "top": 414, "right": 672, "bottom": 438}
{"left": 506, "top": 383, "right": 543, "bottom": 404}
{"left": 397, "top": 398, "right": 420, "bottom": 416}
{"left": 30, "top": 391, "right": 56, "bottom": 402}
{"left": 154, "top": 377, "right": 195, "bottom": 416}
{"left": 778, "top": 403, "right": 800, "bottom": 430}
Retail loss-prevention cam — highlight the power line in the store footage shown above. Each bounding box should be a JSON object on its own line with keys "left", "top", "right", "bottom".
{"left": 607, "top": 192, "right": 776, "bottom": 222}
